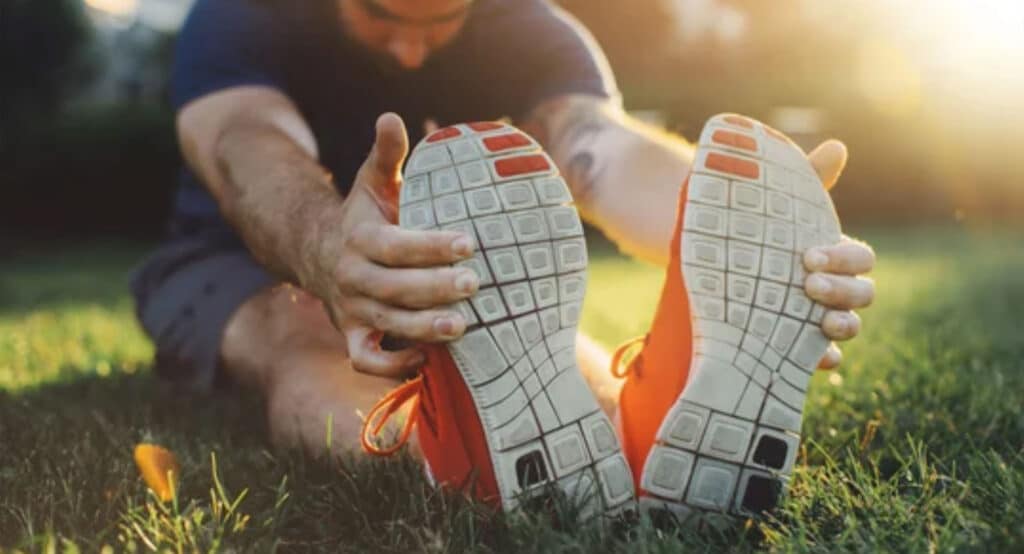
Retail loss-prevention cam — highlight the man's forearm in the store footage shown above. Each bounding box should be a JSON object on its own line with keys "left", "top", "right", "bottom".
{"left": 529, "top": 98, "right": 694, "bottom": 266}
{"left": 213, "top": 121, "right": 341, "bottom": 284}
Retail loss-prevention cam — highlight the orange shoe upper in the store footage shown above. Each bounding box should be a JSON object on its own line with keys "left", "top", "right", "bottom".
{"left": 615, "top": 176, "right": 695, "bottom": 490}
{"left": 361, "top": 124, "right": 502, "bottom": 505}
{"left": 362, "top": 344, "right": 501, "bottom": 505}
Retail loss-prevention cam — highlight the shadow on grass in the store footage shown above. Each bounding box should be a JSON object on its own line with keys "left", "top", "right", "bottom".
{"left": 0, "top": 240, "right": 152, "bottom": 317}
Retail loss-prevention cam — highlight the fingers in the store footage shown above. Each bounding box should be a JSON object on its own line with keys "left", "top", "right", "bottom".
{"left": 370, "top": 113, "right": 409, "bottom": 182}
{"left": 803, "top": 140, "right": 861, "bottom": 372}
{"left": 804, "top": 238, "right": 876, "bottom": 276}
{"left": 348, "top": 223, "right": 474, "bottom": 267}
{"left": 354, "top": 114, "right": 409, "bottom": 224}
{"left": 818, "top": 343, "right": 842, "bottom": 370}
{"left": 805, "top": 273, "right": 875, "bottom": 310}
{"left": 820, "top": 310, "right": 861, "bottom": 341}
{"left": 807, "top": 139, "right": 848, "bottom": 191}
{"left": 352, "top": 265, "right": 479, "bottom": 309}
{"left": 345, "top": 298, "right": 466, "bottom": 343}
{"left": 344, "top": 326, "right": 424, "bottom": 378}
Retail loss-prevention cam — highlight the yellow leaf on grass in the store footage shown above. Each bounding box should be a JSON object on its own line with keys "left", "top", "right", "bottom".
{"left": 133, "top": 443, "right": 180, "bottom": 502}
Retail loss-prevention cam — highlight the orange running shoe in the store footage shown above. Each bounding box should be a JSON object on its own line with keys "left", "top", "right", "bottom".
{"left": 362, "top": 122, "right": 635, "bottom": 517}
{"left": 615, "top": 114, "right": 842, "bottom": 521}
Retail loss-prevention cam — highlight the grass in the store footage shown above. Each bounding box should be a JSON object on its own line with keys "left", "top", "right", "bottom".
{"left": 1, "top": 227, "right": 1023, "bottom": 552}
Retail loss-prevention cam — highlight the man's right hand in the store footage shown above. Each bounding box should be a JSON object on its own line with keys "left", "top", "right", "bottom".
{"left": 300, "top": 113, "right": 480, "bottom": 377}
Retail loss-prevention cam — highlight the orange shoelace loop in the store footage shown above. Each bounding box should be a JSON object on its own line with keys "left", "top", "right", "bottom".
{"left": 609, "top": 335, "right": 647, "bottom": 379}
{"left": 360, "top": 375, "right": 423, "bottom": 457}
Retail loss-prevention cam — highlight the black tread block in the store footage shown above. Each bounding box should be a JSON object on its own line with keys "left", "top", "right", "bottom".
{"left": 741, "top": 475, "right": 782, "bottom": 514}
{"left": 752, "top": 435, "right": 788, "bottom": 469}
{"left": 515, "top": 450, "right": 549, "bottom": 487}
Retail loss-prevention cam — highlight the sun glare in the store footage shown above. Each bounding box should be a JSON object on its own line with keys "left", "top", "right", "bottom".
{"left": 947, "top": 0, "right": 1024, "bottom": 55}
{"left": 84, "top": 0, "right": 138, "bottom": 18}
{"left": 856, "top": 0, "right": 1024, "bottom": 116}
{"left": 905, "top": 0, "right": 1024, "bottom": 67}
{"left": 926, "top": 0, "right": 1024, "bottom": 111}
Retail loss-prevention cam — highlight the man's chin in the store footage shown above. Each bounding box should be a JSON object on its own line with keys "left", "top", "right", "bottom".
{"left": 374, "top": 59, "right": 409, "bottom": 76}
{"left": 361, "top": 49, "right": 418, "bottom": 76}
{"left": 338, "top": 35, "right": 409, "bottom": 75}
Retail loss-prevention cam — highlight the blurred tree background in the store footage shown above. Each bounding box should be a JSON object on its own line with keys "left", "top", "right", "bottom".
{"left": 2, "top": 0, "right": 94, "bottom": 140}
{"left": 2, "top": 0, "right": 178, "bottom": 239}
{"left": 2, "top": 0, "right": 1022, "bottom": 239}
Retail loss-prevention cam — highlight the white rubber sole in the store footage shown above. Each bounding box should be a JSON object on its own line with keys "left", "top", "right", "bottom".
{"left": 400, "top": 123, "right": 635, "bottom": 516}
{"left": 639, "top": 114, "right": 842, "bottom": 520}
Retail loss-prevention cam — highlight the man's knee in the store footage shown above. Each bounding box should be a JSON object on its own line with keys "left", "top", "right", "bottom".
{"left": 221, "top": 283, "right": 345, "bottom": 388}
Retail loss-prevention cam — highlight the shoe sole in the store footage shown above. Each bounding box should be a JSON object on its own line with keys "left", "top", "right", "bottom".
{"left": 639, "top": 114, "right": 842, "bottom": 520}
{"left": 400, "top": 122, "right": 635, "bottom": 516}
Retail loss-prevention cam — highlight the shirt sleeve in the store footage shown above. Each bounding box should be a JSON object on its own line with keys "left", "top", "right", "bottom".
{"left": 170, "top": 0, "right": 285, "bottom": 110}
{"left": 473, "top": 0, "right": 622, "bottom": 121}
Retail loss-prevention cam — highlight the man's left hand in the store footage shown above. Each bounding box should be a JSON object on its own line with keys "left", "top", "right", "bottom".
{"left": 804, "top": 140, "right": 876, "bottom": 369}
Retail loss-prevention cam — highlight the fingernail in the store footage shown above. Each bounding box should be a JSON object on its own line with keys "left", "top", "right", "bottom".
{"left": 433, "top": 314, "right": 464, "bottom": 338}
{"left": 454, "top": 270, "right": 479, "bottom": 295}
{"left": 806, "top": 249, "right": 829, "bottom": 270}
{"left": 451, "top": 235, "right": 473, "bottom": 257}
{"left": 807, "top": 274, "right": 831, "bottom": 297}
{"left": 409, "top": 351, "right": 427, "bottom": 367}
{"left": 832, "top": 315, "right": 849, "bottom": 335}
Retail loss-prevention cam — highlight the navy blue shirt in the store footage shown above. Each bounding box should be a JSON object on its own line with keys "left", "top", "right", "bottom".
{"left": 169, "top": 0, "right": 618, "bottom": 238}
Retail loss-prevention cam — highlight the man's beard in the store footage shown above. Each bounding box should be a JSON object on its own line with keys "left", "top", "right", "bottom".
{"left": 367, "top": 50, "right": 409, "bottom": 77}
{"left": 337, "top": 30, "right": 418, "bottom": 77}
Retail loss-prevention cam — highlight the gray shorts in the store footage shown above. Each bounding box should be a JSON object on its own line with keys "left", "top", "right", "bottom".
{"left": 130, "top": 234, "right": 275, "bottom": 390}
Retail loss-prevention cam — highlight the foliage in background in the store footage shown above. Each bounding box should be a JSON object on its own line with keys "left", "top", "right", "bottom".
{"left": 2, "top": 104, "right": 179, "bottom": 238}
{"left": 1, "top": 0, "right": 178, "bottom": 239}
{"left": 3, "top": 1, "right": 1023, "bottom": 238}
{"left": 1, "top": 0, "right": 96, "bottom": 146}
{"left": 560, "top": 0, "right": 1024, "bottom": 227}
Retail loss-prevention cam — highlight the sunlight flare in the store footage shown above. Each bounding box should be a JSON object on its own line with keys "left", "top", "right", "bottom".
{"left": 84, "top": 0, "right": 138, "bottom": 18}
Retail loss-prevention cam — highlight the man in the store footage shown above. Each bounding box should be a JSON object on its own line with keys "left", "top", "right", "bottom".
{"left": 132, "top": 0, "right": 874, "bottom": 517}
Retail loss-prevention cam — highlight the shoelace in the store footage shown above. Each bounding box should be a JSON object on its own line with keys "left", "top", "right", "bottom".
{"left": 360, "top": 375, "right": 423, "bottom": 456}
{"left": 609, "top": 334, "right": 648, "bottom": 379}
{"left": 365, "top": 334, "right": 648, "bottom": 455}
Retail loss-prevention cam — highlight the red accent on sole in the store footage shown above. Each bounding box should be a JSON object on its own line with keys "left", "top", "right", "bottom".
{"left": 483, "top": 133, "right": 531, "bottom": 152}
{"left": 724, "top": 115, "right": 755, "bottom": 129}
{"left": 427, "top": 127, "right": 462, "bottom": 142}
{"left": 712, "top": 129, "right": 758, "bottom": 152}
{"left": 706, "top": 152, "right": 761, "bottom": 179}
{"left": 468, "top": 122, "right": 504, "bottom": 132}
{"left": 494, "top": 154, "right": 551, "bottom": 177}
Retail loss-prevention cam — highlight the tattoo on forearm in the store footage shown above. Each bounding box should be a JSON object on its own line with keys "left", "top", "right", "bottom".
{"left": 529, "top": 99, "right": 612, "bottom": 203}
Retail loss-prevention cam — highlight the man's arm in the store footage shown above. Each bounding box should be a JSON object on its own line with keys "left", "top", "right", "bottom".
{"left": 177, "top": 86, "right": 332, "bottom": 281}
{"left": 522, "top": 95, "right": 876, "bottom": 368}
{"left": 177, "top": 89, "right": 479, "bottom": 375}
{"left": 523, "top": 95, "right": 692, "bottom": 266}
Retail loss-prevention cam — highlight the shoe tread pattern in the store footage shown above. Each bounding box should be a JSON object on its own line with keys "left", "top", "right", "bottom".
{"left": 401, "top": 123, "right": 634, "bottom": 516}
{"left": 641, "top": 114, "right": 842, "bottom": 521}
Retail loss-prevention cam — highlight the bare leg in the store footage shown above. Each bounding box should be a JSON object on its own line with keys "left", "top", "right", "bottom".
{"left": 221, "top": 283, "right": 624, "bottom": 455}
{"left": 221, "top": 283, "right": 403, "bottom": 456}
